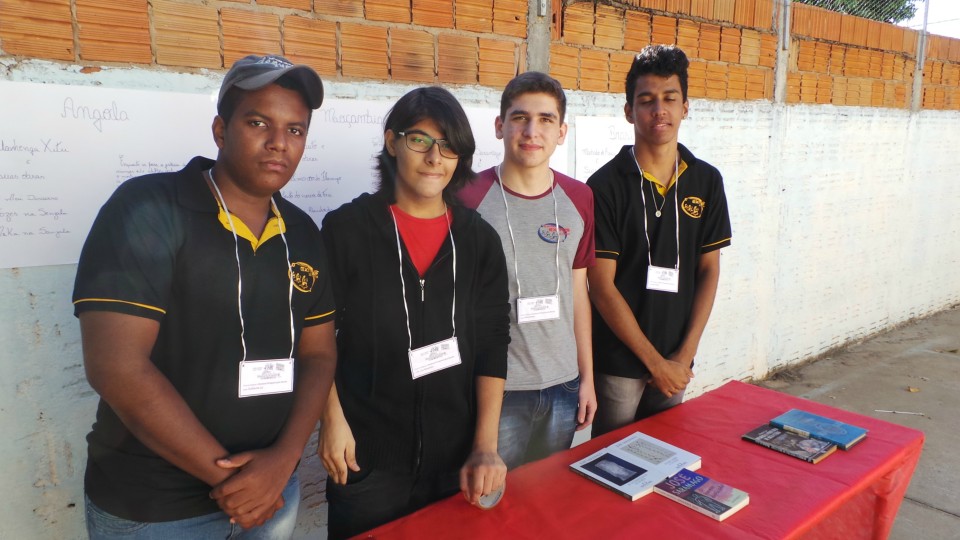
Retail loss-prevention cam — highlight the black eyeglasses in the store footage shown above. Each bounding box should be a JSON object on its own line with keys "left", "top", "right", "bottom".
{"left": 397, "top": 130, "right": 459, "bottom": 159}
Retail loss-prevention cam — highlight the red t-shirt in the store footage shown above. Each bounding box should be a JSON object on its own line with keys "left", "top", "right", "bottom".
{"left": 391, "top": 205, "right": 452, "bottom": 277}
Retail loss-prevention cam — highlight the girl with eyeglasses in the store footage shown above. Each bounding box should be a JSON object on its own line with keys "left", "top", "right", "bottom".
{"left": 317, "top": 86, "right": 510, "bottom": 539}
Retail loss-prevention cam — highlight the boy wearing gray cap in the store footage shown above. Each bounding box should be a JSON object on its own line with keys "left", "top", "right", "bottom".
{"left": 73, "top": 54, "right": 337, "bottom": 538}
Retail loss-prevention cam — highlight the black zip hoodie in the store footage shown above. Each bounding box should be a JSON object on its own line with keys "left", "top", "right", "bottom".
{"left": 321, "top": 191, "right": 510, "bottom": 475}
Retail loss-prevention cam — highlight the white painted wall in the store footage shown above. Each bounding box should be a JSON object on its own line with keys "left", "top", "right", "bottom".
{"left": 2, "top": 59, "right": 959, "bottom": 539}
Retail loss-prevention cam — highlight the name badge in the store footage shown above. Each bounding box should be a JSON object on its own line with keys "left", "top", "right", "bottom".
{"left": 646, "top": 265, "right": 679, "bottom": 293}
{"left": 517, "top": 294, "right": 561, "bottom": 324}
{"left": 238, "top": 359, "right": 294, "bottom": 398}
{"left": 408, "top": 337, "right": 462, "bottom": 379}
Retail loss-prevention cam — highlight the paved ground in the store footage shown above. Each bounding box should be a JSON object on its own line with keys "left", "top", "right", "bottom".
{"left": 754, "top": 305, "right": 960, "bottom": 540}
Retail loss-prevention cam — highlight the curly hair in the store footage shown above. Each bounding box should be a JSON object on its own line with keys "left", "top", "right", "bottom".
{"left": 625, "top": 45, "right": 690, "bottom": 104}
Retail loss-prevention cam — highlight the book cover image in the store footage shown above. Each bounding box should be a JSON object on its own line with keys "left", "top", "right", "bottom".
{"left": 570, "top": 431, "right": 701, "bottom": 501}
{"left": 742, "top": 424, "right": 837, "bottom": 463}
{"left": 654, "top": 469, "right": 750, "bottom": 521}
{"left": 770, "top": 409, "right": 868, "bottom": 450}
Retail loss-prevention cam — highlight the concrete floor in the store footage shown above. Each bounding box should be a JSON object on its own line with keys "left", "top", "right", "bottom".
{"left": 754, "top": 305, "right": 960, "bottom": 540}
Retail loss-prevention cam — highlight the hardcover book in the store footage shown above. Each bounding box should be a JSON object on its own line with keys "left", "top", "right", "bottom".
{"left": 570, "top": 431, "right": 701, "bottom": 501}
{"left": 742, "top": 424, "right": 837, "bottom": 463}
{"left": 770, "top": 408, "right": 868, "bottom": 450}
{"left": 654, "top": 468, "right": 750, "bottom": 521}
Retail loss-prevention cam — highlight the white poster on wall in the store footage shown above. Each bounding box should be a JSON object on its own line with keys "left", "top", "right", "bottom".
{"left": 0, "top": 81, "right": 515, "bottom": 269}
{"left": 574, "top": 115, "right": 634, "bottom": 180}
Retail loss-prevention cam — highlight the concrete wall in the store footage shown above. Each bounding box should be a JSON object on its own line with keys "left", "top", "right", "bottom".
{"left": 2, "top": 56, "right": 959, "bottom": 537}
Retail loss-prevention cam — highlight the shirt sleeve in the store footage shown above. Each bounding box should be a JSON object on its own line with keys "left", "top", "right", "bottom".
{"left": 471, "top": 219, "right": 511, "bottom": 380}
{"left": 72, "top": 181, "right": 177, "bottom": 321}
{"left": 587, "top": 170, "right": 622, "bottom": 261}
{"left": 700, "top": 169, "right": 732, "bottom": 253}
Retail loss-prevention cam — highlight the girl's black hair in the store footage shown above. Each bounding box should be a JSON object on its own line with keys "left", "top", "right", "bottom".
{"left": 376, "top": 87, "right": 476, "bottom": 205}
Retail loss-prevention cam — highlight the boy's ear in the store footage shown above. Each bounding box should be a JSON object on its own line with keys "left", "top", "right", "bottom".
{"left": 494, "top": 116, "right": 504, "bottom": 140}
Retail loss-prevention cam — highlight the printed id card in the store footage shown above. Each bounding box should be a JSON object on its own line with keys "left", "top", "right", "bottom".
{"left": 646, "top": 265, "right": 679, "bottom": 293}
{"left": 408, "top": 337, "right": 462, "bottom": 379}
{"left": 238, "top": 359, "right": 294, "bottom": 398}
{"left": 517, "top": 294, "right": 561, "bottom": 324}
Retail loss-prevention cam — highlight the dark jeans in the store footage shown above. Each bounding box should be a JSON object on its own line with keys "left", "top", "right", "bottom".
{"left": 592, "top": 373, "right": 685, "bottom": 438}
{"left": 325, "top": 468, "right": 460, "bottom": 539}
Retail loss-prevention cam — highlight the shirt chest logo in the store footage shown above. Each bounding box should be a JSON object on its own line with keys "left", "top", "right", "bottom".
{"left": 681, "top": 196, "right": 706, "bottom": 219}
{"left": 290, "top": 261, "right": 319, "bottom": 292}
{"left": 538, "top": 223, "right": 570, "bottom": 244}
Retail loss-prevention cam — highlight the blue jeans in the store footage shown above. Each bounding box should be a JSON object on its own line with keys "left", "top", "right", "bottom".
{"left": 85, "top": 474, "right": 300, "bottom": 540}
{"left": 497, "top": 376, "right": 580, "bottom": 470}
{"left": 592, "top": 373, "right": 685, "bottom": 437}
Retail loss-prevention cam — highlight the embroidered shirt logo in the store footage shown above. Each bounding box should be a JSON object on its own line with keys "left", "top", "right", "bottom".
{"left": 538, "top": 223, "right": 570, "bottom": 244}
{"left": 290, "top": 262, "right": 319, "bottom": 293}
{"left": 681, "top": 196, "right": 706, "bottom": 218}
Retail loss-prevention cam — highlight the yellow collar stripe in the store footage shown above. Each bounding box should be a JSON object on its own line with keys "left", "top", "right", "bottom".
{"left": 215, "top": 203, "right": 286, "bottom": 251}
{"left": 642, "top": 159, "right": 689, "bottom": 196}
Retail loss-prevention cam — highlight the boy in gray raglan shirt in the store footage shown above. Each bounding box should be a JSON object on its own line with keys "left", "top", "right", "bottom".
{"left": 459, "top": 72, "right": 597, "bottom": 469}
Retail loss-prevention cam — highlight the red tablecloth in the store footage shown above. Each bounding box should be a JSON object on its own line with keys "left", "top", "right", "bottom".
{"left": 360, "top": 381, "right": 924, "bottom": 540}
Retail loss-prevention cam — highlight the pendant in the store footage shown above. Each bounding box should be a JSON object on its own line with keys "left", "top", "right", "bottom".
{"left": 655, "top": 210, "right": 662, "bottom": 218}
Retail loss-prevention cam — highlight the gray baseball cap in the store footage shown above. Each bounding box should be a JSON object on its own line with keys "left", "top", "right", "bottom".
{"left": 218, "top": 54, "right": 324, "bottom": 110}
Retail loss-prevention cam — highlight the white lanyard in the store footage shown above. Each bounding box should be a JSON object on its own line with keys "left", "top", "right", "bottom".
{"left": 632, "top": 148, "right": 681, "bottom": 273}
{"left": 389, "top": 205, "right": 457, "bottom": 351}
{"left": 207, "top": 169, "right": 296, "bottom": 363}
{"left": 494, "top": 164, "right": 561, "bottom": 299}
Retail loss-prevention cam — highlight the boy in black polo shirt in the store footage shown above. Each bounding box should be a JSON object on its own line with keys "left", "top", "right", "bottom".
{"left": 586, "top": 45, "right": 732, "bottom": 437}
{"left": 73, "top": 55, "right": 337, "bottom": 538}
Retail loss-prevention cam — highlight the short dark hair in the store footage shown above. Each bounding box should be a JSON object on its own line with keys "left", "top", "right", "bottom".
{"left": 376, "top": 87, "right": 476, "bottom": 206}
{"left": 500, "top": 71, "right": 568, "bottom": 123}
{"left": 217, "top": 74, "right": 313, "bottom": 125}
{"left": 625, "top": 45, "right": 690, "bottom": 104}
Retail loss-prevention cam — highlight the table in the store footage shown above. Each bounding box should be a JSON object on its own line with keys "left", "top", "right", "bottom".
{"left": 360, "top": 381, "right": 924, "bottom": 539}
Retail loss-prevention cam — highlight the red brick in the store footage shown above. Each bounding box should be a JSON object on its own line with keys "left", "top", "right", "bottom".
{"left": 595, "top": 4, "right": 624, "bottom": 50}
{"left": 315, "top": 0, "right": 362, "bottom": 17}
{"left": 494, "top": 0, "right": 526, "bottom": 38}
{"left": 341, "top": 22, "right": 389, "bottom": 79}
{"left": 719, "top": 26, "right": 740, "bottom": 63}
{"left": 580, "top": 49, "right": 610, "bottom": 92}
{"left": 222, "top": 9, "right": 281, "bottom": 67}
{"left": 154, "top": 0, "right": 220, "bottom": 68}
{"left": 688, "top": 0, "right": 713, "bottom": 20}
{"left": 677, "top": 19, "right": 700, "bottom": 59}
{"left": 651, "top": 15, "right": 676, "bottom": 46}
{"left": 438, "top": 33, "right": 477, "bottom": 85}
{"left": 0, "top": 0, "right": 74, "bottom": 61}
{"left": 687, "top": 59, "right": 707, "bottom": 98}
{"left": 733, "top": 0, "right": 755, "bottom": 28}
{"left": 367, "top": 0, "right": 411, "bottom": 24}
{"left": 456, "top": 0, "right": 492, "bottom": 33}
{"left": 611, "top": 51, "right": 637, "bottom": 94}
{"left": 77, "top": 0, "right": 151, "bottom": 64}
{"left": 284, "top": 16, "right": 337, "bottom": 77}
{"left": 258, "top": 0, "right": 310, "bottom": 10}
{"left": 624, "top": 11, "right": 651, "bottom": 52}
{"left": 413, "top": 0, "right": 453, "bottom": 28}
{"left": 713, "top": 0, "right": 735, "bottom": 23}
{"left": 754, "top": 0, "right": 773, "bottom": 30}
{"left": 390, "top": 28, "right": 435, "bottom": 83}
{"left": 740, "top": 27, "right": 760, "bottom": 66}
{"left": 563, "top": 2, "right": 594, "bottom": 46}
{"left": 479, "top": 38, "right": 517, "bottom": 88}
{"left": 699, "top": 23, "right": 721, "bottom": 62}
{"left": 549, "top": 44, "right": 579, "bottom": 90}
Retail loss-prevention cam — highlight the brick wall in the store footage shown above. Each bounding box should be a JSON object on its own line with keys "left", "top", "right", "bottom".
{"left": 1, "top": 0, "right": 957, "bottom": 109}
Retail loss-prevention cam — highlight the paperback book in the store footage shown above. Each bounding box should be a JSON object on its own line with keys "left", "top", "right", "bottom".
{"left": 654, "top": 468, "right": 750, "bottom": 521}
{"left": 742, "top": 424, "right": 837, "bottom": 464}
{"left": 570, "top": 431, "right": 701, "bottom": 501}
{"left": 770, "top": 408, "right": 868, "bottom": 450}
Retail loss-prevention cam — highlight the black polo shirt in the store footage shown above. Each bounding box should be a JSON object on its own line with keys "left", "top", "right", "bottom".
{"left": 73, "top": 156, "right": 335, "bottom": 521}
{"left": 587, "top": 144, "right": 731, "bottom": 379}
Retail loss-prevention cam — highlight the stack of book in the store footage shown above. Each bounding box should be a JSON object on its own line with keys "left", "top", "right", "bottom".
{"left": 570, "top": 431, "right": 750, "bottom": 521}
{"left": 742, "top": 409, "right": 868, "bottom": 463}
